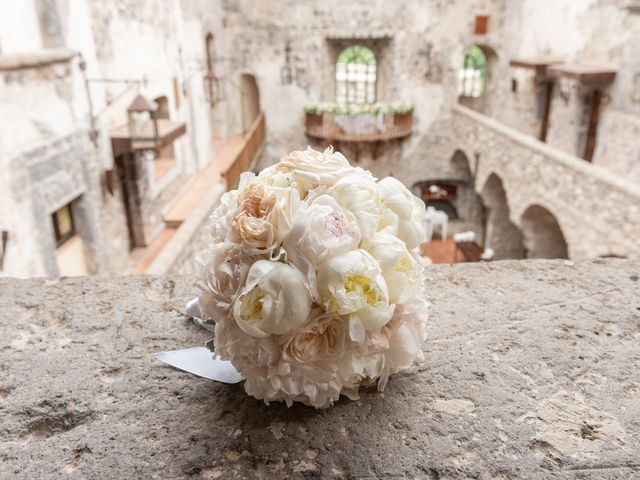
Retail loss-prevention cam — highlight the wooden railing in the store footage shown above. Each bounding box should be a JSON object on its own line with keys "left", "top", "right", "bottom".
{"left": 305, "top": 111, "right": 412, "bottom": 143}
{"left": 223, "top": 111, "right": 266, "bottom": 190}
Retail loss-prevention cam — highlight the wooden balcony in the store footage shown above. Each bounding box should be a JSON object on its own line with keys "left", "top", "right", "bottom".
{"left": 222, "top": 111, "right": 266, "bottom": 190}
{"left": 305, "top": 111, "right": 412, "bottom": 143}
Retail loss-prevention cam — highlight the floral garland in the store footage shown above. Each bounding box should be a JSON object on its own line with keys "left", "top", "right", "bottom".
{"left": 305, "top": 101, "right": 414, "bottom": 116}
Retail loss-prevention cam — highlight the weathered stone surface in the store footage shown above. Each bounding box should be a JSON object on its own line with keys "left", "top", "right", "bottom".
{"left": 1, "top": 259, "right": 639, "bottom": 479}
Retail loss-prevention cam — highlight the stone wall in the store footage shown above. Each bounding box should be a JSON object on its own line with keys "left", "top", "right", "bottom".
{"left": 0, "top": 0, "right": 217, "bottom": 277}
{"left": 452, "top": 104, "right": 640, "bottom": 259}
{"left": 0, "top": 50, "right": 131, "bottom": 277}
{"left": 1, "top": 259, "right": 639, "bottom": 478}
{"left": 184, "top": 0, "right": 640, "bottom": 190}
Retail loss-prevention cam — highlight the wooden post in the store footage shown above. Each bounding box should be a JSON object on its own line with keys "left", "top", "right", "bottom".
{"left": 583, "top": 89, "right": 602, "bottom": 162}
{"left": 539, "top": 80, "right": 553, "bottom": 142}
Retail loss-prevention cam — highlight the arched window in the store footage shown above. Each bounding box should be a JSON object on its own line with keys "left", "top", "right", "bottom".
{"left": 336, "top": 45, "right": 376, "bottom": 104}
{"left": 458, "top": 46, "right": 487, "bottom": 98}
{"left": 240, "top": 73, "right": 260, "bottom": 128}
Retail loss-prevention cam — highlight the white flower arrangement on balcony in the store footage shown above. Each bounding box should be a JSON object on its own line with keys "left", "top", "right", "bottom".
{"left": 305, "top": 101, "right": 414, "bottom": 116}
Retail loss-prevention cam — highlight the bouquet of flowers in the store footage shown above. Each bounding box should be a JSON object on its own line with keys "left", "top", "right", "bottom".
{"left": 194, "top": 147, "right": 429, "bottom": 408}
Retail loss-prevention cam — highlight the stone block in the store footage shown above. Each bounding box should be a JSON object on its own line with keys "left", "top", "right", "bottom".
{"left": 1, "top": 259, "right": 639, "bottom": 478}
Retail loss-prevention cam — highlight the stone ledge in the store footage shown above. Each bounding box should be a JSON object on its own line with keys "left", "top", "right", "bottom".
{"left": 0, "top": 259, "right": 639, "bottom": 478}
{"left": 453, "top": 104, "right": 640, "bottom": 201}
{"left": 0, "top": 48, "right": 77, "bottom": 71}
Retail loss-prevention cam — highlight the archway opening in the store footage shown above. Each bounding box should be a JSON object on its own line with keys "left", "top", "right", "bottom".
{"left": 336, "top": 45, "right": 377, "bottom": 104}
{"left": 521, "top": 205, "right": 568, "bottom": 259}
{"left": 240, "top": 73, "right": 260, "bottom": 132}
{"left": 480, "top": 173, "right": 525, "bottom": 260}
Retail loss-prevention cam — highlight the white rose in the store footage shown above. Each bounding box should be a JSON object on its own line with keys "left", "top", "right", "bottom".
{"left": 376, "top": 177, "right": 426, "bottom": 249}
{"left": 196, "top": 243, "right": 252, "bottom": 322}
{"left": 233, "top": 260, "right": 312, "bottom": 337}
{"left": 366, "top": 234, "right": 420, "bottom": 304}
{"left": 316, "top": 249, "right": 394, "bottom": 342}
{"left": 379, "top": 296, "right": 429, "bottom": 388}
{"left": 209, "top": 190, "right": 239, "bottom": 243}
{"left": 329, "top": 173, "right": 381, "bottom": 242}
{"left": 280, "top": 309, "right": 349, "bottom": 364}
{"left": 276, "top": 146, "right": 353, "bottom": 193}
{"left": 283, "top": 194, "right": 360, "bottom": 296}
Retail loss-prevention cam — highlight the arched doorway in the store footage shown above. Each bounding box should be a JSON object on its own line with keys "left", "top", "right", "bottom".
{"left": 521, "top": 205, "right": 569, "bottom": 259}
{"left": 335, "top": 45, "right": 377, "bottom": 104}
{"left": 458, "top": 45, "right": 497, "bottom": 113}
{"left": 480, "top": 173, "right": 525, "bottom": 259}
{"left": 240, "top": 73, "right": 260, "bottom": 133}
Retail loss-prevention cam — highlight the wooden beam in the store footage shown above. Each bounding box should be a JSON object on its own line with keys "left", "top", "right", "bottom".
{"left": 583, "top": 89, "right": 602, "bottom": 162}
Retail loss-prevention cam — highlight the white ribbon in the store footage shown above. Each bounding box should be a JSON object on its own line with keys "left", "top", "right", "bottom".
{"left": 153, "top": 298, "right": 243, "bottom": 384}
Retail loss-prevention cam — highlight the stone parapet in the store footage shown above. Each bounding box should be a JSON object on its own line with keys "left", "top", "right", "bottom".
{"left": 1, "top": 259, "right": 639, "bottom": 478}
{"left": 452, "top": 105, "right": 640, "bottom": 258}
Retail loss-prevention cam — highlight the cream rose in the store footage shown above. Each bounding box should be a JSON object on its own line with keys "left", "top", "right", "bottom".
{"left": 329, "top": 173, "right": 381, "bottom": 242}
{"left": 196, "top": 243, "right": 252, "bottom": 322}
{"left": 280, "top": 309, "right": 348, "bottom": 364}
{"left": 366, "top": 233, "right": 420, "bottom": 304}
{"left": 316, "top": 249, "right": 394, "bottom": 342}
{"left": 283, "top": 194, "right": 360, "bottom": 296}
{"left": 275, "top": 146, "right": 352, "bottom": 193}
{"left": 233, "top": 260, "right": 312, "bottom": 337}
{"left": 209, "top": 189, "right": 239, "bottom": 243}
{"left": 375, "top": 177, "right": 426, "bottom": 249}
{"left": 232, "top": 174, "right": 300, "bottom": 255}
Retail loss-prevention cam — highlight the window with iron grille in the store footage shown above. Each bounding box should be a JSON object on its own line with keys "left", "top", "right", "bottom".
{"left": 336, "top": 45, "right": 377, "bottom": 104}
{"left": 458, "top": 46, "right": 487, "bottom": 98}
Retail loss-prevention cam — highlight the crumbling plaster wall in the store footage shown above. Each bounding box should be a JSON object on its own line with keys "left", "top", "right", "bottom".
{"left": 0, "top": 0, "right": 220, "bottom": 277}
{"left": 195, "top": 0, "right": 640, "bottom": 189}
{"left": 0, "top": 22, "right": 129, "bottom": 277}
{"left": 502, "top": 0, "right": 640, "bottom": 181}
{"left": 194, "top": 0, "right": 507, "bottom": 182}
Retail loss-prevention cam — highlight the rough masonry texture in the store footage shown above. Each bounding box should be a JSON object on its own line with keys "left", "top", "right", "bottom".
{"left": 1, "top": 260, "right": 639, "bottom": 479}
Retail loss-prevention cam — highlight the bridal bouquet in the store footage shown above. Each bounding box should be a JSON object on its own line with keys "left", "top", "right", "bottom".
{"left": 194, "top": 147, "right": 429, "bottom": 408}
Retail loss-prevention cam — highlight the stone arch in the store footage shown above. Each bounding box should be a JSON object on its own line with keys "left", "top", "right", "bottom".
{"left": 446, "top": 149, "right": 482, "bottom": 225}
{"left": 520, "top": 204, "right": 569, "bottom": 259}
{"left": 450, "top": 148, "right": 473, "bottom": 181}
{"left": 480, "top": 173, "right": 525, "bottom": 260}
{"left": 413, "top": 148, "right": 484, "bottom": 241}
{"left": 240, "top": 73, "right": 260, "bottom": 131}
